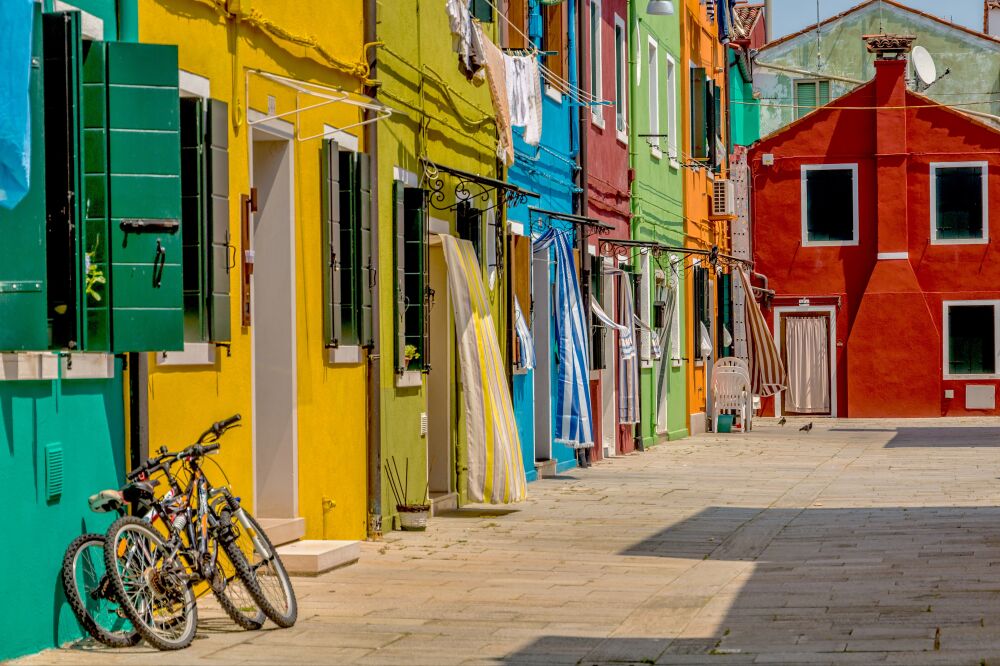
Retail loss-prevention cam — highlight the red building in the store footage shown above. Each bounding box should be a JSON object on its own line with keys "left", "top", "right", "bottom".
{"left": 582, "top": 0, "right": 634, "bottom": 458}
{"left": 749, "top": 35, "right": 1000, "bottom": 418}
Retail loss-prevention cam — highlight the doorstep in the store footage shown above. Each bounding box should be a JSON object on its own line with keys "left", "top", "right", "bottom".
{"left": 430, "top": 491, "right": 458, "bottom": 515}
{"left": 257, "top": 517, "right": 306, "bottom": 547}
{"left": 276, "top": 540, "right": 360, "bottom": 576}
{"left": 535, "top": 459, "right": 558, "bottom": 478}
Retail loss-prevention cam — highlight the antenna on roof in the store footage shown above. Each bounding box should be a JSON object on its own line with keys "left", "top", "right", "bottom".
{"left": 910, "top": 45, "right": 950, "bottom": 92}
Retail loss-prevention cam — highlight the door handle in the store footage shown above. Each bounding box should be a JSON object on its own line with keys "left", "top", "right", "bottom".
{"left": 152, "top": 240, "right": 166, "bottom": 288}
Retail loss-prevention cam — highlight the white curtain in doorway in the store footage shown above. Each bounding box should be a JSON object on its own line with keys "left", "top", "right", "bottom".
{"left": 785, "top": 316, "right": 830, "bottom": 414}
{"left": 441, "top": 235, "right": 527, "bottom": 504}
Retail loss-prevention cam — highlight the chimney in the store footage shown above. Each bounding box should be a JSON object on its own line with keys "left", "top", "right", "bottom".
{"left": 988, "top": 1, "right": 1000, "bottom": 37}
{"left": 864, "top": 33, "right": 915, "bottom": 254}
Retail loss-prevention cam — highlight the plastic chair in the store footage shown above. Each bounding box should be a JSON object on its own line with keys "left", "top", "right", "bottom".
{"left": 712, "top": 370, "right": 751, "bottom": 435}
{"left": 715, "top": 357, "right": 754, "bottom": 431}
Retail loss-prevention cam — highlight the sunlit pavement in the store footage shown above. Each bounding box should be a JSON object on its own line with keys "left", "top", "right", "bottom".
{"left": 17, "top": 418, "right": 1000, "bottom": 665}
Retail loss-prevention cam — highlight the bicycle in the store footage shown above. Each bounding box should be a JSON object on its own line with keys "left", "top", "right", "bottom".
{"left": 102, "top": 414, "right": 296, "bottom": 650}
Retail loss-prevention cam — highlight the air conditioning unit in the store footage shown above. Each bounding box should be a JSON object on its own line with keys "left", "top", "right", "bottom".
{"left": 711, "top": 179, "right": 736, "bottom": 219}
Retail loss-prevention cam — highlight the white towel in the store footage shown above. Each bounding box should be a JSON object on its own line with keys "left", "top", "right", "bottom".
{"left": 504, "top": 54, "right": 543, "bottom": 146}
{"left": 446, "top": 0, "right": 474, "bottom": 73}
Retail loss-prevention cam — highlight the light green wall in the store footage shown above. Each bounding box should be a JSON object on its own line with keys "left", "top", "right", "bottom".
{"left": 729, "top": 50, "right": 760, "bottom": 146}
{"left": 374, "top": 2, "right": 502, "bottom": 524}
{"left": 756, "top": 3, "right": 1000, "bottom": 137}
{"left": 629, "top": 9, "right": 688, "bottom": 446}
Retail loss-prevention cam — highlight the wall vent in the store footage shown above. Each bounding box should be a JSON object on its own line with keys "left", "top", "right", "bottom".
{"left": 45, "top": 444, "right": 64, "bottom": 501}
{"left": 711, "top": 179, "right": 736, "bottom": 218}
{"left": 419, "top": 412, "right": 428, "bottom": 437}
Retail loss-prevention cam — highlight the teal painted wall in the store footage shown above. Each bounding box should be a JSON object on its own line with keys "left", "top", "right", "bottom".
{"left": 0, "top": 369, "right": 127, "bottom": 660}
{"left": 729, "top": 51, "right": 760, "bottom": 146}
{"left": 629, "top": 8, "right": 688, "bottom": 446}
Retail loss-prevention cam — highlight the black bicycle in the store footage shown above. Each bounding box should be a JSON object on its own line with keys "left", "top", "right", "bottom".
{"left": 101, "top": 415, "right": 296, "bottom": 650}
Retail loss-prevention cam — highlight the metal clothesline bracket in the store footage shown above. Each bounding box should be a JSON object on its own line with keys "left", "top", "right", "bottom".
{"left": 421, "top": 158, "right": 539, "bottom": 214}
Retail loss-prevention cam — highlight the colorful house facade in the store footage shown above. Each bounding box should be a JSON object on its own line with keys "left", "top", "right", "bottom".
{"left": 628, "top": 0, "right": 689, "bottom": 445}
{"left": 750, "top": 35, "right": 1000, "bottom": 418}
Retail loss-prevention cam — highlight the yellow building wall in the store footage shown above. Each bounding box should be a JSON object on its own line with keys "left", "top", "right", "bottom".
{"left": 681, "top": 0, "right": 730, "bottom": 424}
{"left": 138, "top": 0, "right": 369, "bottom": 539}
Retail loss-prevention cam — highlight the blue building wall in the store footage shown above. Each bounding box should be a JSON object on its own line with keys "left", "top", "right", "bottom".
{"left": 506, "top": 0, "right": 582, "bottom": 476}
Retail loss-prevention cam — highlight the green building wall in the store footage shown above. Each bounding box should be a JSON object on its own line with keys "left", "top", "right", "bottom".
{"left": 729, "top": 50, "right": 761, "bottom": 147}
{"left": 629, "top": 7, "right": 689, "bottom": 446}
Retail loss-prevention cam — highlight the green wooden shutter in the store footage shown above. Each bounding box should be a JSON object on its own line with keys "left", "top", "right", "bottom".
{"left": 796, "top": 81, "right": 816, "bottom": 119}
{"left": 818, "top": 80, "right": 830, "bottom": 106}
{"left": 0, "top": 5, "right": 48, "bottom": 351}
{"left": 717, "top": 273, "right": 733, "bottom": 357}
{"left": 470, "top": 0, "right": 494, "bottom": 22}
{"left": 179, "top": 97, "right": 205, "bottom": 342}
{"left": 403, "top": 187, "right": 427, "bottom": 370}
{"left": 392, "top": 180, "right": 406, "bottom": 371}
{"left": 77, "top": 39, "right": 112, "bottom": 351}
{"left": 206, "top": 99, "right": 231, "bottom": 342}
{"left": 321, "top": 139, "right": 342, "bottom": 348}
{"left": 339, "top": 150, "right": 359, "bottom": 346}
{"left": 357, "top": 152, "right": 373, "bottom": 348}
{"left": 105, "top": 42, "right": 183, "bottom": 352}
{"left": 706, "top": 81, "right": 716, "bottom": 167}
{"left": 457, "top": 201, "right": 482, "bottom": 262}
{"left": 690, "top": 67, "right": 707, "bottom": 159}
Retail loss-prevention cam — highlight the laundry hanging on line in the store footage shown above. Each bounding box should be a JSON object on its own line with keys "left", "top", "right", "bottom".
{"left": 618, "top": 273, "right": 640, "bottom": 424}
{"left": 504, "top": 54, "right": 542, "bottom": 146}
{"left": 472, "top": 21, "right": 514, "bottom": 165}
{"left": 513, "top": 296, "right": 535, "bottom": 371}
{"left": 0, "top": 0, "right": 33, "bottom": 209}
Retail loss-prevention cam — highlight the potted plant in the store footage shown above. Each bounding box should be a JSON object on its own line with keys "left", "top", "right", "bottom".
{"left": 403, "top": 344, "right": 420, "bottom": 372}
{"left": 385, "top": 457, "right": 430, "bottom": 531}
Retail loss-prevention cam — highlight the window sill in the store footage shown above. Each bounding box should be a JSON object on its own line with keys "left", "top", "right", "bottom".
{"left": 513, "top": 367, "right": 531, "bottom": 376}
{"left": 545, "top": 86, "right": 563, "bottom": 103}
{"left": 944, "top": 373, "right": 1000, "bottom": 381}
{"left": 802, "top": 239, "right": 860, "bottom": 248}
{"left": 641, "top": 359, "right": 654, "bottom": 369}
{"left": 669, "top": 158, "right": 681, "bottom": 170}
{"left": 695, "top": 359, "right": 706, "bottom": 368}
{"left": 156, "top": 343, "right": 216, "bottom": 367}
{"left": 0, "top": 352, "right": 114, "bottom": 381}
{"left": 591, "top": 113, "right": 605, "bottom": 130}
{"left": 930, "top": 237, "right": 989, "bottom": 246}
{"left": 671, "top": 358, "right": 683, "bottom": 368}
{"left": 395, "top": 370, "right": 423, "bottom": 388}
{"left": 616, "top": 130, "right": 629, "bottom": 145}
{"left": 327, "top": 345, "right": 362, "bottom": 365}
{"left": 649, "top": 145, "right": 663, "bottom": 160}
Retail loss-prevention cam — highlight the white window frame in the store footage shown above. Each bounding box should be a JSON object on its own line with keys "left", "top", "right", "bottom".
{"left": 665, "top": 53, "right": 678, "bottom": 166}
{"left": 800, "top": 163, "right": 859, "bottom": 247}
{"left": 613, "top": 14, "right": 628, "bottom": 144}
{"left": 590, "top": 0, "right": 604, "bottom": 128}
{"left": 942, "top": 300, "right": 1000, "bottom": 380}
{"left": 638, "top": 251, "right": 652, "bottom": 365}
{"left": 670, "top": 266, "right": 682, "bottom": 362}
{"left": 647, "top": 37, "right": 661, "bottom": 159}
{"left": 930, "top": 161, "right": 989, "bottom": 245}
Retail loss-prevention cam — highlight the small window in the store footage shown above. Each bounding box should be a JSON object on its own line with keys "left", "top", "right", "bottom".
{"left": 666, "top": 54, "right": 678, "bottom": 160}
{"left": 393, "top": 181, "right": 428, "bottom": 372}
{"left": 638, "top": 251, "right": 652, "bottom": 362}
{"left": 590, "top": 0, "right": 603, "bottom": 123}
{"left": 542, "top": 3, "right": 568, "bottom": 82}
{"left": 590, "top": 255, "right": 605, "bottom": 370}
{"left": 469, "top": 0, "right": 493, "bottom": 22}
{"left": 614, "top": 16, "right": 627, "bottom": 139}
{"left": 670, "top": 273, "right": 682, "bottom": 361}
{"left": 931, "top": 163, "right": 988, "bottom": 244}
{"left": 693, "top": 264, "right": 710, "bottom": 359}
{"left": 944, "top": 302, "right": 999, "bottom": 377}
{"left": 647, "top": 38, "right": 659, "bottom": 154}
{"left": 690, "top": 66, "right": 708, "bottom": 160}
{"left": 801, "top": 164, "right": 859, "bottom": 246}
{"left": 504, "top": 0, "right": 528, "bottom": 49}
{"left": 795, "top": 79, "right": 830, "bottom": 119}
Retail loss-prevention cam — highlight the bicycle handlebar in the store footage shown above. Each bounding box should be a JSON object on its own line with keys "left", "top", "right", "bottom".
{"left": 127, "top": 414, "right": 240, "bottom": 479}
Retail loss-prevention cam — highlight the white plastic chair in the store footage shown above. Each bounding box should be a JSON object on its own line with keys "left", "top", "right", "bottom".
{"left": 716, "top": 356, "right": 750, "bottom": 374}
{"left": 715, "top": 357, "right": 754, "bottom": 432}
{"left": 712, "top": 368, "right": 752, "bottom": 434}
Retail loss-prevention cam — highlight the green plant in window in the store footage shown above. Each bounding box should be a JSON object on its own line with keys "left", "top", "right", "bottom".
{"left": 85, "top": 235, "right": 106, "bottom": 303}
{"left": 404, "top": 344, "right": 420, "bottom": 363}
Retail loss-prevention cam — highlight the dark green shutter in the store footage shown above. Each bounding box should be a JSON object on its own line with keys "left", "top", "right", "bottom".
{"left": 0, "top": 5, "right": 48, "bottom": 351}
{"left": 717, "top": 273, "right": 733, "bottom": 357}
{"left": 357, "top": 152, "right": 373, "bottom": 348}
{"left": 590, "top": 255, "right": 605, "bottom": 370}
{"left": 796, "top": 81, "right": 816, "bottom": 119}
{"left": 321, "top": 139, "right": 341, "bottom": 348}
{"left": 691, "top": 67, "right": 707, "bottom": 159}
{"left": 706, "top": 81, "right": 716, "bottom": 167}
{"left": 470, "top": 0, "right": 494, "bottom": 22}
{"left": 403, "top": 187, "right": 427, "bottom": 371}
{"left": 206, "top": 99, "right": 231, "bottom": 342}
{"left": 392, "top": 180, "right": 406, "bottom": 371}
{"left": 339, "top": 150, "right": 359, "bottom": 346}
{"left": 179, "top": 97, "right": 205, "bottom": 342}
{"left": 818, "top": 80, "right": 830, "bottom": 107}
{"left": 105, "top": 42, "right": 183, "bottom": 352}
{"left": 457, "top": 201, "right": 482, "bottom": 262}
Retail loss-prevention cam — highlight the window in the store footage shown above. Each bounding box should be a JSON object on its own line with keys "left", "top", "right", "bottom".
{"left": 690, "top": 66, "right": 708, "bottom": 160}
{"left": 504, "top": 0, "right": 528, "bottom": 49}
{"left": 800, "top": 164, "right": 859, "bottom": 246}
{"left": 716, "top": 273, "right": 733, "bottom": 357}
{"left": 638, "top": 251, "right": 652, "bottom": 362}
{"left": 591, "top": 255, "right": 605, "bottom": 370}
{"left": 693, "top": 264, "right": 710, "bottom": 359}
{"left": 670, "top": 271, "right": 682, "bottom": 361}
{"left": 393, "top": 181, "right": 429, "bottom": 372}
{"left": 795, "top": 79, "right": 830, "bottom": 119}
{"left": 944, "top": 302, "right": 1000, "bottom": 378}
{"left": 542, "top": 2, "right": 568, "bottom": 83}
{"left": 321, "top": 139, "right": 373, "bottom": 350}
{"left": 470, "top": 0, "right": 493, "bottom": 22}
{"left": 666, "top": 54, "right": 678, "bottom": 160}
{"left": 590, "top": 0, "right": 603, "bottom": 124}
{"left": 647, "top": 38, "right": 660, "bottom": 156}
{"left": 456, "top": 200, "right": 482, "bottom": 262}
{"left": 931, "top": 162, "right": 988, "bottom": 244}
{"left": 180, "top": 97, "right": 232, "bottom": 347}
{"left": 614, "top": 15, "right": 627, "bottom": 139}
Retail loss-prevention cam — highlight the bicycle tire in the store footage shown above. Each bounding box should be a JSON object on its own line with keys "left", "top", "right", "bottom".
{"left": 103, "top": 516, "right": 199, "bottom": 650}
{"left": 61, "top": 533, "right": 141, "bottom": 648}
{"left": 220, "top": 507, "right": 297, "bottom": 628}
{"left": 211, "top": 541, "right": 265, "bottom": 630}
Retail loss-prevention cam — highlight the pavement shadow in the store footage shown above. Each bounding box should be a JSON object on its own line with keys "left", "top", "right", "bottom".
{"left": 881, "top": 427, "right": 1000, "bottom": 448}
{"left": 498, "top": 506, "right": 1000, "bottom": 663}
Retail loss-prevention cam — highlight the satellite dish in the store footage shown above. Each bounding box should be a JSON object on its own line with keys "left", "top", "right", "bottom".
{"left": 912, "top": 46, "right": 937, "bottom": 87}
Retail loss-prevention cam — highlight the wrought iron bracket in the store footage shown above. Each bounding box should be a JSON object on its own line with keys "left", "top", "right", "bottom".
{"left": 421, "top": 158, "right": 537, "bottom": 214}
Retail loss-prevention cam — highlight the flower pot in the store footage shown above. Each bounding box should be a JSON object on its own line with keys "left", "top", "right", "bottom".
{"left": 397, "top": 504, "right": 430, "bottom": 531}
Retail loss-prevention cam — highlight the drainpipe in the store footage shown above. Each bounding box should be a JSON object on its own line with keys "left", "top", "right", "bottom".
{"left": 629, "top": 8, "right": 644, "bottom": 453}
{"left": 763, "top": 0, "right": 773, "bottom": 42}
{"left": 363, "top": 0, "right": 382, "bottom": 540}
{"left": 575, "top": 0, "right": 593, "bottom": 466}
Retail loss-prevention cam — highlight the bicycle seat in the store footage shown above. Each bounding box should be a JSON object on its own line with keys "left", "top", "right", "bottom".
{"left": 88, "top": 489, "right": 124, "bottom": 513}
{"left": 121, "top": 481, "right": 157, "bottom": 505}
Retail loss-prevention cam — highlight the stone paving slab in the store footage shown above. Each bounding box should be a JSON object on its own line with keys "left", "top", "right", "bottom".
{"left": 15, "top": 418, "right": 1000, "bottom": 665}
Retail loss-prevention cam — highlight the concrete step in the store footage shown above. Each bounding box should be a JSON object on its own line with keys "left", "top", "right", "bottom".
{"left": 430, "top": 492, "right": 458, "bottom": 516}
{"left": 257, "top": 517, "right": 306, "bottom": 547}
{"left": 535, "top": 459, "right": 558, "bottom": 478}
{"left": 276, "top": 540, "right": 360, "bottom": 576}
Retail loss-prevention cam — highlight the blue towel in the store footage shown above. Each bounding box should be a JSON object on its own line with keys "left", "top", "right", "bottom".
{"left": 0, "top": 0, "right": 33, "bottom": 209}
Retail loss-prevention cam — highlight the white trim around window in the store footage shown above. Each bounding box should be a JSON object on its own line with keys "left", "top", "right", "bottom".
{"left": 665, "top": 52, "right": 678, "bottom": 162}
{"left": 930, "top": 161, "right": 989, "bottom": 245}
{"left": 647, "top": 36, "right": 660, "bottom": 158}
{"left": 942, "top": 300, "right": 1000, "bottom": 380}
{"left": 800, "top": 163, "right": 860, "bottom": 247}
{"left": 590, "top": 0, "right": 604, "bottom": 127}
{"left": 613, "top": 14, "right": 628, "bottom": 144}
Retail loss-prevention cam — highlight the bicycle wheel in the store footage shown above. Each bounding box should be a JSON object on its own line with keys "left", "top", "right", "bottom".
{"left": 103, "top": 516, "right": 198, "bottom": 650}
{"left": 220, "top": 507, "right": 297, "bottom": 628}
{"left": 61, "top": 534, "right": 141, "bottom": 647}
{"left": 211, "top": 540, "right": 265, "bottom": 630}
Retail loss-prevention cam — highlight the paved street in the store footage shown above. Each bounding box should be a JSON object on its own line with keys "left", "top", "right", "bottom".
{"left": 17, "top": 419, "right": 1000, "bottom": 665}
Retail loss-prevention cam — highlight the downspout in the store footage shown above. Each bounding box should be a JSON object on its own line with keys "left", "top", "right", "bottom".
{"left": 630, "top": 8, "right": 644, "bottom": 453}
{"left": 363, "top": 0, "right": 382, "bottom": 540}
{"left": 575, "top": 0, "right": 592, "bottom": 465}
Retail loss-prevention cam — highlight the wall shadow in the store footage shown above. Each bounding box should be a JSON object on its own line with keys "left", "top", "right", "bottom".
{"left": 498, "top": 505, "right": 1000, "bottom": 663}
{"left": 880, "top": 427, "right": 1000, "bottom": 448}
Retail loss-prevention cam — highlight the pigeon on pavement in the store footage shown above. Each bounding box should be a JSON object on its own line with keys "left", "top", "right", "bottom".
{"left": 778, "top": 417, "right": 786, "bottom": 426}
{"left": 799, "top": 422, "right": 813, "bottom": 432}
